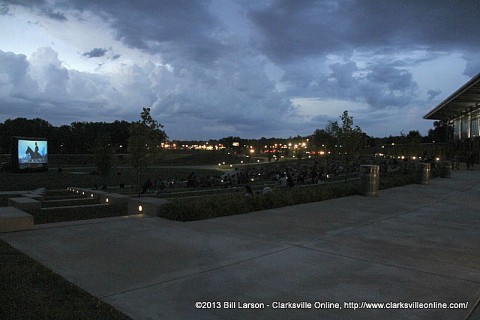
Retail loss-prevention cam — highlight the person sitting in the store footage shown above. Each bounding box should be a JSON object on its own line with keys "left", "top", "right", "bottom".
{"left": 278, "top": 174, "right": 288, "bottom": 188}
{"left": 244, "top": 185, "right": 255, "bottom": 197}
{"left": 262, "top": 185, "right": 272, "bottom": 194}
{"left": 141, "top": 179, "right": 153, "bottom": 194}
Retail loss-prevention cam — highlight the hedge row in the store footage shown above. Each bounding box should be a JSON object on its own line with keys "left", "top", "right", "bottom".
{"left": 159, "top": 183, "right": 359, "bottom": 221}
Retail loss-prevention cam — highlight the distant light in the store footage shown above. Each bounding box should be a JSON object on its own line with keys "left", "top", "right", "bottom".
{"left": 138, "top": 205, "right": 143, "bottom": 213}
{"left": 257, "top": 160, "right": 260, "bottom": 162}
{"left": 230, "top": 164, "right": 233, "bottom": 167}
{"left": 240, "top": 161, "right": 243, "bottom": 164}
{"left": 218, "top": 163, "right": 221, "bottom": 166}
{"left": 82, "top": 192, "right": 85, "bottom": 195}
{"left": 106, "top": 198, "right": 109, "bottom": 203}
{"left": 435, "top": 157, "right": 440, "bottom": 161}
{"left": 91, "top": 194, "right": 94, "bottom": 198}
{"left": 222, "top": 162, "right": 225, "bottom": 165}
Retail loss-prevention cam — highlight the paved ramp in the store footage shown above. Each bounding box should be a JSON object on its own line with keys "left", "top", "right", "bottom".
{"left": 2, "top": 171, "right": 480, "bottom": 319}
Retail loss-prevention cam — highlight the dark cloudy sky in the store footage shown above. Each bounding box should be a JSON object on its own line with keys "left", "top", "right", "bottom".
{"left": 1, "top": 0, "right": 479, "bottom": 139}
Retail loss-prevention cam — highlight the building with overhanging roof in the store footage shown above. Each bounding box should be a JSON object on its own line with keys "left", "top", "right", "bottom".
{"left": 424, "top": 73, "right": 480, "bottom": 140}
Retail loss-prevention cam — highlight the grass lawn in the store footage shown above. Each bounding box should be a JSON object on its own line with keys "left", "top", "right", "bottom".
{"left": 0, "top": 167, "right": 222, "bottom": 191}
{"left": 0, "top": 239, "right": 132, "bottom": 320}
{"left": 43, "top": 150, "right": 259, "bottom": 167}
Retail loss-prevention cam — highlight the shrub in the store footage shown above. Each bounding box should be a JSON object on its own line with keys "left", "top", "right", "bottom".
{"left": 159, "top": 183, "right": 359, "bottom": 221}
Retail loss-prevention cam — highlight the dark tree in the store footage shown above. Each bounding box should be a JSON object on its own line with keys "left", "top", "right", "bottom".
{"left": 427, "top": 120, "right": 452, "bottom": 143}
{"left": 128, "top": 108, "right": 167, "bottom": 194}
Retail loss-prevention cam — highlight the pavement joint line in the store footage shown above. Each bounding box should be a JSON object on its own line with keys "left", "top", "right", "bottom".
{"left": 31, "top": 214, "right": 155, "bottom": 231}
{"left": 293, "top": 244, "right": 480, "bottom": 285}
{"left": 392, "top": 216, "right": 479, "bottom": 230}
{"left": 464, "top": 291, "right": 480, "bottom": 320}
{"left": 100, "top": 245, "right": 295, "bottom": 300}
{"left": 317, "top": 238, "right": 480, "bottom": 272}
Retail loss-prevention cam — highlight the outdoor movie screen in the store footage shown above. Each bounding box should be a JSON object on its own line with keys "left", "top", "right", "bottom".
{"left": 17, "top": 139, "right": 48, "bottom": 169}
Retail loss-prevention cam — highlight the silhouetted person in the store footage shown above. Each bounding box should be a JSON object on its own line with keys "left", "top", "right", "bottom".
{"left": 244, "top": 185, "right": 254, "bottom": 197}
{"left": 142, "top": 179, "right": 153, "bottom": 194}
{"left": 287, "top": 172, "right": 295, "bottom": 187}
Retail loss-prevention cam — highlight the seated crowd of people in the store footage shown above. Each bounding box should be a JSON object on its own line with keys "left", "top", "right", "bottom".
{"left": 138, "top": 157, "right": 429, "bottom": 195}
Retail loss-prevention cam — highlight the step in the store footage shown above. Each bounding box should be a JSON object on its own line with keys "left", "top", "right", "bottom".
{"left": 0, "top": 207, "right": 34, "bottom": 233}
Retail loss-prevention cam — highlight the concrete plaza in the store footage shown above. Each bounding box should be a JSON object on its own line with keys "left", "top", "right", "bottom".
{"left": 1, "top": 171, "right": 480, "bottom": 319}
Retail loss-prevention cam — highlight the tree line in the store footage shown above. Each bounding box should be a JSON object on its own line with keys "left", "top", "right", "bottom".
{"left": 0, "top": 117, "right": 131, "bottom": 154}
{"left": 0, "top": 111, "right": 450, "bottom": 156}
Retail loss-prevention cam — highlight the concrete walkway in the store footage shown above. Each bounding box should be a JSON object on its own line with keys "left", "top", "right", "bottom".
{"left": 1, "top": 171, "right": 480, "bottom": 320}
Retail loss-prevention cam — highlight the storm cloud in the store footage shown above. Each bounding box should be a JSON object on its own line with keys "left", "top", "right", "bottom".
{"left": 1, "top": 0, "right": 479, "bottom": 139}
{"left": 82, "top": 48, "right": 107, "bottom": 58}
{"left": 249, "top": 0, "right": 480, "bottom": 62}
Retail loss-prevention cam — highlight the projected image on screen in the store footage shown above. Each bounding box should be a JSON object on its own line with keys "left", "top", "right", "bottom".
{"left": 18, "top": 140, "right": 48, "bottom": 168}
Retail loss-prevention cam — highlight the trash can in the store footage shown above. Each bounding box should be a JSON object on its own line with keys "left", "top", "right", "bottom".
{"left": 417, "top": 163, "right": 431, "bottom": 185}
{"left": 360, "top": 165, "right": 379, "bottom": 197}
{"left": 439, "top": 161, "right": 451, "bottom": 178}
